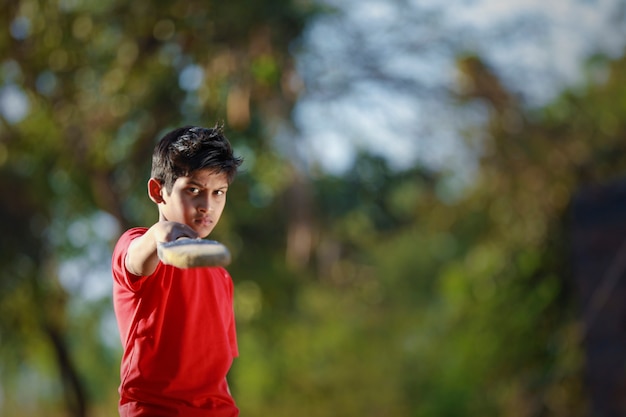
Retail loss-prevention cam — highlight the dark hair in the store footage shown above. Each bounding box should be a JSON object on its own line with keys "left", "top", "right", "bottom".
{"left": 151, "top": 124, "right": 243, "bottom": 193}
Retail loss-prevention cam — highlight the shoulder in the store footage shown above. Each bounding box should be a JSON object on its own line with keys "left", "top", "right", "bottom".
{"left": 120, "top": 227, "right": 149, "bottom": 241}
{"left": 114, "top": 227, "right": 148, "bottom": 249}
{"left": 112, "top": 227, "right": 148, "bottom": 264}
{"left": 184, "top": 266, "right": 232, "bottom": 281}
{"left": 213, "top": 266, "right": 233, "bottom": 280}
{"left": 112, "top": 228, "right": 151, "bottom": 289}
{"left": 213, "top": 267, "right": 234, "bottom": 291}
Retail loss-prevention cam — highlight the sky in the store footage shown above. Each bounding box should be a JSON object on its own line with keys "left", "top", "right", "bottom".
{"left": 292, "top": 0, "right": 626, "bottom": 175}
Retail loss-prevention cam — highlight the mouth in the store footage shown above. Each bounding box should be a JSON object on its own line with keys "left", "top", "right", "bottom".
{"left": 194, "top": 217, "right": 213, "bottom": 227}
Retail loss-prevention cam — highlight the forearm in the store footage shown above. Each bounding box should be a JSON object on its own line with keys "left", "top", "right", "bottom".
{"left": 125, "top": 221, "right": 200, "bottom": 276}
{"left": 125, "top": 228, "right": 160, "bottom": 277}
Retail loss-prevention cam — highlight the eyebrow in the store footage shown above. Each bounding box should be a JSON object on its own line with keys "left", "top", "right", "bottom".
{"left": 186, "top": 179, "right": 229, "bottom": 189}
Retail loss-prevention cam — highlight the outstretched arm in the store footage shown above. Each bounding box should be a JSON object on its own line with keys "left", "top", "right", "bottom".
{"left": 125, "top": 221, "right": 199, "bottom": 276}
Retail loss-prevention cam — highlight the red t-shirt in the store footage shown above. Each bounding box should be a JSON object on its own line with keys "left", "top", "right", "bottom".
{"left": 112, "top": 228, "right": 239, "bottom": 417}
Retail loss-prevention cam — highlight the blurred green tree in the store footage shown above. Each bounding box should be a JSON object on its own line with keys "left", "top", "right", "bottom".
{"left": 0, "top": 0, "right": 312, "bottom": 415}
{"left": 2, "top": 0, "right": 626, "bottom": 416}
{"left": 231, "top": 53, "right": 626, "bottom": 417}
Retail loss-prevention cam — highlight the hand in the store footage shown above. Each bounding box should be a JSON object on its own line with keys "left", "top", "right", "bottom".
{"left": 126, "top": 221, "right": 200, "bottom": 276}
{"left": 152, "top": 221, "right": 200, "bottom": 243}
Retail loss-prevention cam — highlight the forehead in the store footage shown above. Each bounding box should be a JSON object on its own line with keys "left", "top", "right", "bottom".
{"left": 176, "top": 169, "right": 229, "bottom": 187}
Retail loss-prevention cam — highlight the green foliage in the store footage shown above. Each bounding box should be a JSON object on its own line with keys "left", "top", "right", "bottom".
{"left": 1, "top": 0, "right": 626, "bottom": 416}
{"left": 0, "top": 0, "right": 313, "bottom": 415}
{"left": 230, "top": 54, "right": 626, "bottom": 417}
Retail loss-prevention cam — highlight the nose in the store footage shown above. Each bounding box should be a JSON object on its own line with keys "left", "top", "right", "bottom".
{"left": 198, "top": 196, "right": 213, "bottom": 213}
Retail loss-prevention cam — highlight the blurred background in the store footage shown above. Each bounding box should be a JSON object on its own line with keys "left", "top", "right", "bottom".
{"left": 2, "top": 0, "right": 626, "bottom": 415}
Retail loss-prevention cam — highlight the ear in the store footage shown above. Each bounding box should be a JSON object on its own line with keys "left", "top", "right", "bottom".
{"left": 148, "top": 178, "right": 165, "bottom": 204}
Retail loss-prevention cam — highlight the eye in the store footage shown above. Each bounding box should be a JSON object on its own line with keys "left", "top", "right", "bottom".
{"left": 188, "top": 187, "right": 201, "bottom": 195}
{"left": 215, "top": 189, "right": 227, "bottom": 196}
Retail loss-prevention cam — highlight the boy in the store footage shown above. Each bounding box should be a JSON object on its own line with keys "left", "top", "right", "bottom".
{"left": 111, "top": 125, "right": 243, "bottom": 416}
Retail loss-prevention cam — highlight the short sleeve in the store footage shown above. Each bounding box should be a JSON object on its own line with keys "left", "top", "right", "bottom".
{"left": 112, "top": 227, "right": 150, "bottom": 292}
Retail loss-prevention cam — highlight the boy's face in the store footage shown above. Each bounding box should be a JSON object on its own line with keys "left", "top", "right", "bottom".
{"left": 155, "top": 169, "right": 229, "bottom": 239}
